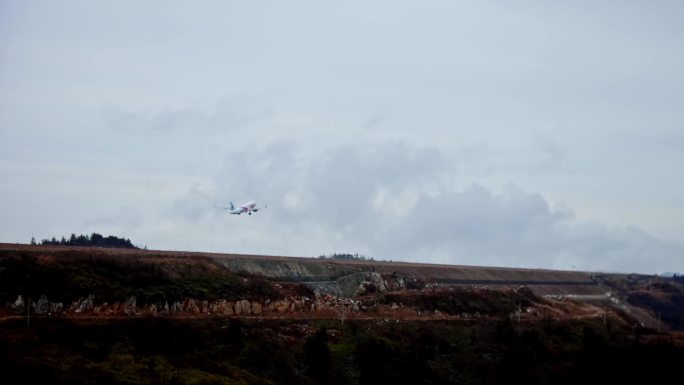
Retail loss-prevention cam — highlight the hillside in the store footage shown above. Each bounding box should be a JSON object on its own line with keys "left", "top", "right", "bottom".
{"left": 2, "top": 243, "right": 684, "bottom": 384}
{"left": 1, "top": 243, "right": 680, "bottom": 327}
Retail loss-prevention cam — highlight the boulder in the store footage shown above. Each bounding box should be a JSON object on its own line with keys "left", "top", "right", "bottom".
{"left": 239, "top": 300, "right": 251, "bottom": 315}
{"left": 13, "top": 295, "right": 24, "bottom": 310}
{"left": 33, "top": 295, "right": 50, "bottom": 314}
{"left": 251, "top": 302, "right": 262, "bottom": 315}
{"left": 74, "top": 295, "right": 95, "bottom": 313}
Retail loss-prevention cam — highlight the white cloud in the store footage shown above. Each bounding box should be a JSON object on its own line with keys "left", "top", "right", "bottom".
{"left": 151, "top": 142, "right": 684, "bottom": 274}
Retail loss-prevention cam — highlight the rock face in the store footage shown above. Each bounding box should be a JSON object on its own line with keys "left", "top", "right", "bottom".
{"left": 214, "top": 259, "right": 423, "bottom": 297}
{"left": 72, "top": 295, "right": 95, "bottom": 313}
{"left": 337, "top": 272, "right": 421, "bottom": 297}
{"left": 216, "top": 259, "right": 336, "bottom": 281}
{"left": 234, "top": 300, "right": 251, "bottom": 315}
{"left": 210, "top": 254, "right": 602, "bottom": 299}
{"left": 33, "top": 295, "right": 50, "bottom": 314}
{"left": 3, "top": 268, "right": 414, "bottom": 317}
{"left": 12, "top": 295, "right": 24, "bottom": 310}
{"left": 5, "top": 293, "right": 367, "bottom": 318}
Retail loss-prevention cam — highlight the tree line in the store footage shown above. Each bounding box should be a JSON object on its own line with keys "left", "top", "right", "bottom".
{"left": 318, "top": 253, "right": 374, "bottom": 261}
{"left": 31, "top": 233, "right": 139, "bottom": 249}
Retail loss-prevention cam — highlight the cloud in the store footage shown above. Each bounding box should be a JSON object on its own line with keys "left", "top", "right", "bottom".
{"left": 154, "top": 140, "right": 684, "bottom": 274}
{"left": 301, "top": 142, "right": 447, "bottom": 229}
{"left": 375, "top": 184, "right": 680, "bottom": 273}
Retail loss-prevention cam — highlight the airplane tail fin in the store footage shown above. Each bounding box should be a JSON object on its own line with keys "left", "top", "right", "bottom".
{"left": 229, "top": 201, "right": 235, "bottom": 211}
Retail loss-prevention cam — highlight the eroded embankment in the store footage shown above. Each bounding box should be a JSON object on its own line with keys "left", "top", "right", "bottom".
{"left": 0, "top": 243, "right": 603, "bottom": 299}
{"left": 211, "top": 251, "right": 603, "bottom": 297}
{"left": 0, "top": 243, "right": 657, "bottom": 328}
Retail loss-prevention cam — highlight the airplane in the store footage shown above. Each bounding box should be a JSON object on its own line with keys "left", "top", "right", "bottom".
{"left": 217, "top": 200, "right": 265, "bottom": 215}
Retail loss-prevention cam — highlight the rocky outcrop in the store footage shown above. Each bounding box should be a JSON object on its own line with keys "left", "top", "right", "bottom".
{"left": 3, "top": 292, "right": 368, "bottom": 318}
{"left": 33, "top": 295, "right": 50, "bottom": 314}
{"left": 71, "top": 295, "right": 95, "bottom": 313}
{"left": 216, "top": 259, "right": 340, "bottom": 281}
{"left": 214, "top": 259, "right": 424, "bottom": 297}
{"left": 11, "top": 295, "right": 24, "bottom": 311}
{"left": 3, "top": 280, "right": 405, "bottom": 319}
{"left": 336, "top": 272, "right": 423, "bottom": 297}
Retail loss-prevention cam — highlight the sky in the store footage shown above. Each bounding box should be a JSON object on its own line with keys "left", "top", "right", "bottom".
{"left": 1, "top": 0, "right": 683, "bottom": 274}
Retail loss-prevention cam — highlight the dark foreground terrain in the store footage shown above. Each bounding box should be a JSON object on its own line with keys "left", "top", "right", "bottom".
{"left": 2, "top": 317, "right": 683, "bottom": 385}
{"left": 2, "top": 244, "right": 684, "bottom": 384}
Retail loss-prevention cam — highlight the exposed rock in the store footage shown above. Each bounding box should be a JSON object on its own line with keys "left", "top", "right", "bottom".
{"left": 235, "top": 299, "right": 252, "bottom": 314}
{"left": 210, "top": 300, "right": 233, "bottom": 315}
{"left": 233, "top": 301, "right": 242, "bottom": 315}
{"left": 216, "top": 259, "right": 331, "bottom": 281}
{"left": 73, "top": 295, "right": 95, "bottom": 313}
{"left": 13, "top": 295, "right": 24, "bottom": 310}
{"left": 272, "top": 300, "right": 290, "bottom": 313}
{"left": 339, "top": 272, "right": 414, "bottom": 297}
{"left": 124, "top": 296, "right": 137, "bottom": 315}
{"left": 251, "top": 302, "right": 262, "bottom": 315}
{"left": 171, "top": 301, "right": 182, "bottom": 312}
{"left": 50, "top": 302, "right": 63, "bottom": 314}
{"left": 31, "top": 295, "right": 50, "bottom": 314}
{"left": 3, "top": 292, "right": 425, "bottom": 319}
{"left": 183, "top": 298, "right": 200, "bottom": 313}
{"left": 160, "top": 301, "right": 170, "bottom": 315}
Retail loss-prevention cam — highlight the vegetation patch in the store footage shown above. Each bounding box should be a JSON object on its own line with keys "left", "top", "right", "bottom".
{"left": 1, "top": 318, "right": 683, "bottom": 385}
{"left": 379, "top": 287, "right": 542, "bottom": 316}
{"left": 0, "top": 249, "right": 289, "bottom": 306}
{"left": 627, "top": 291, "right": 684, "bottom": 330}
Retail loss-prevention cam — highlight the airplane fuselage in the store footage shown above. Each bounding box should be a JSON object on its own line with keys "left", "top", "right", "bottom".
{"left": 230, "top": 201, "right": 259, "bottom": 215}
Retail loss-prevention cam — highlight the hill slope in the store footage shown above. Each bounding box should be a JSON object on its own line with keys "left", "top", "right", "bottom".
{"left": 2, "top": 243, "right": 684, "bottom": 385}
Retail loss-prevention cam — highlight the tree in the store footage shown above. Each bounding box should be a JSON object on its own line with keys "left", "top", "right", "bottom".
{"left": 37, "top": 233, "right": 138, "bottom": 249}
{"left": 90, "top": 233, "right": 104, "bottom": 247}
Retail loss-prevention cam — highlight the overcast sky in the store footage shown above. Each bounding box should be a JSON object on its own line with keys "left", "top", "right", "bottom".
{"left": 1, "top": 1, "right": 683, "bottom": 273}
